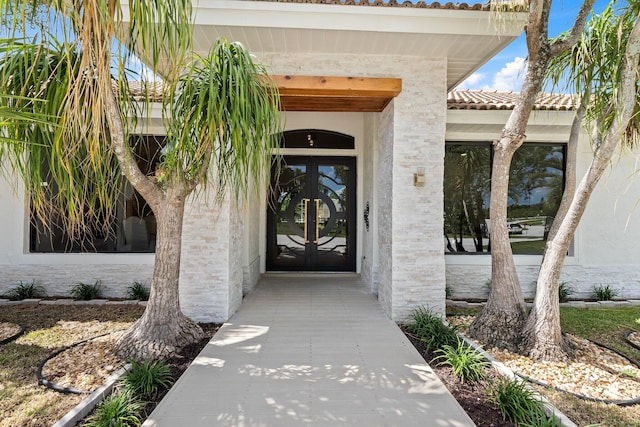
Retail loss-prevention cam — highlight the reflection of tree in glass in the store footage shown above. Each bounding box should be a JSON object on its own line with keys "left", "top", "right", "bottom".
{"left": 508, "top": 145, "right": 564, "bottom": 220}
{"left": 273, "top": 165, "right": 305, "bottom": 206}
{"left": 444, "top": 145, "right": 490, "bottom": 252}
{"left": 320, "top": 165, "right": 347, "bottom": 207}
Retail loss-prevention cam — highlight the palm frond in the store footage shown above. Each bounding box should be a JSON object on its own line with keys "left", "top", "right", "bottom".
{"left": 165, "top": 38, "right": 281, "bottom": 201}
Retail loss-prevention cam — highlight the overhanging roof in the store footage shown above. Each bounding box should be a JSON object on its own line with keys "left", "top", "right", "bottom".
{"left": 447, "top": 90, "right": 578, "bottom": 141}
{"left": 448, "top": 90, "right": 578, "bottom": 111}
{"left": 121, "top": 0, "right": 526, "bottom": 91}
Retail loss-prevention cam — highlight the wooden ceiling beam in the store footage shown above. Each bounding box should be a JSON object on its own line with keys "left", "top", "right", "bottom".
{"left": 263, "top": 75, "right": 402, "bottom": 112}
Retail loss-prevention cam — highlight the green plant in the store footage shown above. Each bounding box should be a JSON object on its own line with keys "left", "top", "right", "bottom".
{"left": 121, "top": 359, "right": 173, "bottom": 396}
{"left": 85, "top": 389, "right": 143, "bottom": 427}
{"left": 406, "top": 306, "right": 459, "bottom": 351}
{"left": 70, "top": 281, "right": 101, "bottom": 301}
{"left": 488, "top": 377, "right": 559, "bottom": 426}
{"left": 558, "top": 282, "right": 574, "bottom": 303}
{"left": 445, "top": 286, "right": 453, "bottom": 299}
{"left": 126, "top": 281, "right": 150, "bottom": 301}
{"left": 617, "top": 368, "right": 638, "bottom": 378}
{"left": 484, "top": 279, "right": 492, "bottom": 297}
{"left": 593, "top": 284, "right": 618, "bottom": 301}
{"left": 5, "top": 281, "right": 46, "bottom": 300}
{"left": 433, "top": 338, "right": 490, "bottom": 383}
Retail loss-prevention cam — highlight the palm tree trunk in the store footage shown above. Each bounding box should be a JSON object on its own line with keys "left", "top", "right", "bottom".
{"left": 103, "top": 89, "right": 203, "bottom": 360}
{"left": 522, "top": 134, "right": 616, "bottom": 361}
{"left": 469, "top": 144, "right": 527, "bottom": 351}
{"left": 519, "top": 103, "right": 583, "bottom": 362}
{"left": 523, "top": 12, "right": 640, "bottom": 361}
{"left": 115, "top": 185, "right": 204, "bottom": 360}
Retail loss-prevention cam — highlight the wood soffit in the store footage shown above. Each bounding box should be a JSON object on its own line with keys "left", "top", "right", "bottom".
{"left": 270, "top": 75, "right": 403, "bottom": 112}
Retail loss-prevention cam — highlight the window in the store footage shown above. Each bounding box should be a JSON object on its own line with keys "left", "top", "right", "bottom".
{"left": 29, "top": 135, "right": 165, "bottom": 253}
{"left": 444, "top": 142, "right": 565, "bottom": 255}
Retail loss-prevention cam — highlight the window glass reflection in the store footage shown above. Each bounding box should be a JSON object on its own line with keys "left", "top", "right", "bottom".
{"left": 444, "top": 142, "right": 565, "bottom": 255}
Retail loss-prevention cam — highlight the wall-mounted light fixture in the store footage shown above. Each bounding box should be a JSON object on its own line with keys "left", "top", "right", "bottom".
{"left": 414, "top": 167, "right": 425, "bottom": 187}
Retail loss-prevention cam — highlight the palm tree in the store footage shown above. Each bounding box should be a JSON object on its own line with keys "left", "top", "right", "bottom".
{"left": 0, "top": 1, "right": 280, "bottom": 360}
{"left": 468, "top": 0, "right": 596, "bottom": 352}
{"left": 523, "top": 1, "right": 640, "bottom": 361}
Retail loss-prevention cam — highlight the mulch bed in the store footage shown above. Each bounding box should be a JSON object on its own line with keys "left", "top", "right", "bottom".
{"left": 404, "top": 331, "right": 514, "bottom": 427}
{"left": 135, "top": 323, "right": 220, "bottom": 420}
{"left": 43, "top": 323, "right": 220, "bottom": 425}
{"left": 0, "top": 321, "right": 25, "bottom": 344}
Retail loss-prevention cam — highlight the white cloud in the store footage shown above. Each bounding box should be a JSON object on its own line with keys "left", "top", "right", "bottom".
{"left": 123, "top": 54, "right": 161, "bottom": 82}
{"left": 459, "top": 72, "right": 485, "bottom": 89}
{"left": 485, "top": 57, "right": 526, "bottom": 91}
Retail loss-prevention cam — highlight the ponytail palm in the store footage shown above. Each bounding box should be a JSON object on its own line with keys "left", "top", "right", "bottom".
{"left": 0, "top": 1, "right": 280, "bottom": 360}
{"left": 114, "top": 40, "right": 280, "bottom": 360}
{"left": 523, "top": 1, "right": 640, "bottom": 361}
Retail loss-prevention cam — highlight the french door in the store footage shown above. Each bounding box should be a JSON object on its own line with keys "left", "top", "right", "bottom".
{"left": 267, "top": 156, "right": 356, "bottom": 271}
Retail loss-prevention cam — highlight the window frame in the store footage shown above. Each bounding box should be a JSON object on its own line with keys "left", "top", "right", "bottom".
{"left": 444, "top": 140, "right": 567, "bottom": 256}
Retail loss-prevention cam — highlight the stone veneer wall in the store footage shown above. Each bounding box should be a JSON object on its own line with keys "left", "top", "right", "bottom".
{"left": 446, "top": 264, "right": 640, "bottom": 301}
{"left": 242, "top": 191, "right": 262, "bottom": 294}
{"left": 0, "top": 263, "right": 153, "bottom": 298}
{"left": 360, "top": 113, "right": 378, "bottom": 294}
{"left": 376, "top": 101, "right": 394, "bottom": 317}
{"left": 179, "top": 190, "right": 243, "bottom": 323}
{"left": 260, "top": 52, "right": 448, "bottom": 322}
{"left": 388, "top": 61, "right": 447, "bottom": 321}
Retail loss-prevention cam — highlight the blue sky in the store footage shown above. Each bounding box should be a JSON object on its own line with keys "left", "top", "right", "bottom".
{"left": 458, "top": 0, "right": 613, "bottom": 92}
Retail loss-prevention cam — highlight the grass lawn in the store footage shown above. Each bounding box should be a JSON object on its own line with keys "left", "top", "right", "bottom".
{"left": 0, "top": 304, "right": 143, "bottom": 427}
{"left": 448, "top": 305, "right": 640, "bottom": 427}
{"left": 551, "top": 306, "right": 640, "bottom": 427}
{"left": 510, "top": 239, "right": 546, "bottom": 254}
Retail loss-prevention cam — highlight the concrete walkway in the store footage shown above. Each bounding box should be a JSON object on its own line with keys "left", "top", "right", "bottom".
{"left": 143, "top": 274, "right": 475, "bottom": 426}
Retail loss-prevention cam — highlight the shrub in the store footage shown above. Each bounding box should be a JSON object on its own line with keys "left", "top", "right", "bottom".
{"left": 484, "top": 279, "right": 492, "bottom": 298}
{"left": 445, "top": 286, "right": 453, "bottom": 299}
{"left": 433, "top": 338, "right": 490, "bottom": 384}
{"left": 593, "top": 284, "right": 618, "bottom": 301}
{"left": 70, "top": 281, "right": 101, "bottom": 301}
{"left": 126, "top": 281, "right": 150, "bottom": 301}
{"left": 406, "top": 306, "right": 459, "bottom": 352}
{"left": 122, "top": 359, "right": 173, "bottom": 396}
{"left": 558, "top": 282, "right": 574, "bottom": 303}
{"left": 5, "top": 281, "right": 46, "bottom": 301}
{"left": 488, "top": 377, "right": 559, "bottom": 426}
{"left": 85, "top": 389, "right": 143, "bottom": 427}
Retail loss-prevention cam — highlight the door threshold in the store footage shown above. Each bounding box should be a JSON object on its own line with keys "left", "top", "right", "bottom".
{"left": 263, "top": 272, "right": 359, "bottom": 277}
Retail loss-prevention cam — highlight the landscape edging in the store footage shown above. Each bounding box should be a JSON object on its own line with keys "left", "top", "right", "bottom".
{"left": 0, "top": 323, "right": 25, "bottom": 345}
{"left": 458, "top": 333, "right": 579, "bottom": 427}
{"left": 51, "top": 364, "right": 130, "bottom": 427}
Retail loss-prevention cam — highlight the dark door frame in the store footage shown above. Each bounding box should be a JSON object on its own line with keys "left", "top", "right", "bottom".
{"left": 266, "top": 155, "right": 357, "bottom": 272}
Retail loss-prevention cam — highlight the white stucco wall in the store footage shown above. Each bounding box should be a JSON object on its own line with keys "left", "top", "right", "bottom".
{"left": 445, "top": 109, "right": 640, "bottom": 301}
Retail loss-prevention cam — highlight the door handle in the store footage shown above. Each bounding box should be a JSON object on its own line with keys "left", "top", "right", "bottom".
{"left": 303, "top": 198, "right": 310, "bottom": 243}
{"left": 314, "top": 198, "right": 320, "bottom": 244}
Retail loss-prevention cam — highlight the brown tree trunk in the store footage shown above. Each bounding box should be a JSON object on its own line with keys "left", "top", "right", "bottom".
{"left": 104, "top": 90, "right": 204, "bottom": 361}
{"left": 523, "top": 134, "right": 617, "bottom": 361}
{"left": 469, "top": 0, "right": 595, "bottom": 352}
{"left": 519, "top": 102, "right": 584, "bottom": 362}
{"left": 469, "top": 143, "right": 527, "bottom": 351}
{"left": 523, "top": 14, "right": 640, "bottom": 360}
{"left": 115, "top": 184, "right": 204, "bottom": 360}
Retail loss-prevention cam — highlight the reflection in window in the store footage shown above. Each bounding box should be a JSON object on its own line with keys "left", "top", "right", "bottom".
{"left": 444, "top": 142, "right": 565, "bottom": 255}
{"left": 29, "top": 135, "right": 164, "bottom": 253}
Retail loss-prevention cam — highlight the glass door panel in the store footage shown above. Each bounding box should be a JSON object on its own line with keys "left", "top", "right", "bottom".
{"left": 267, "top": 157, "right": 356, "bottom": 271}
